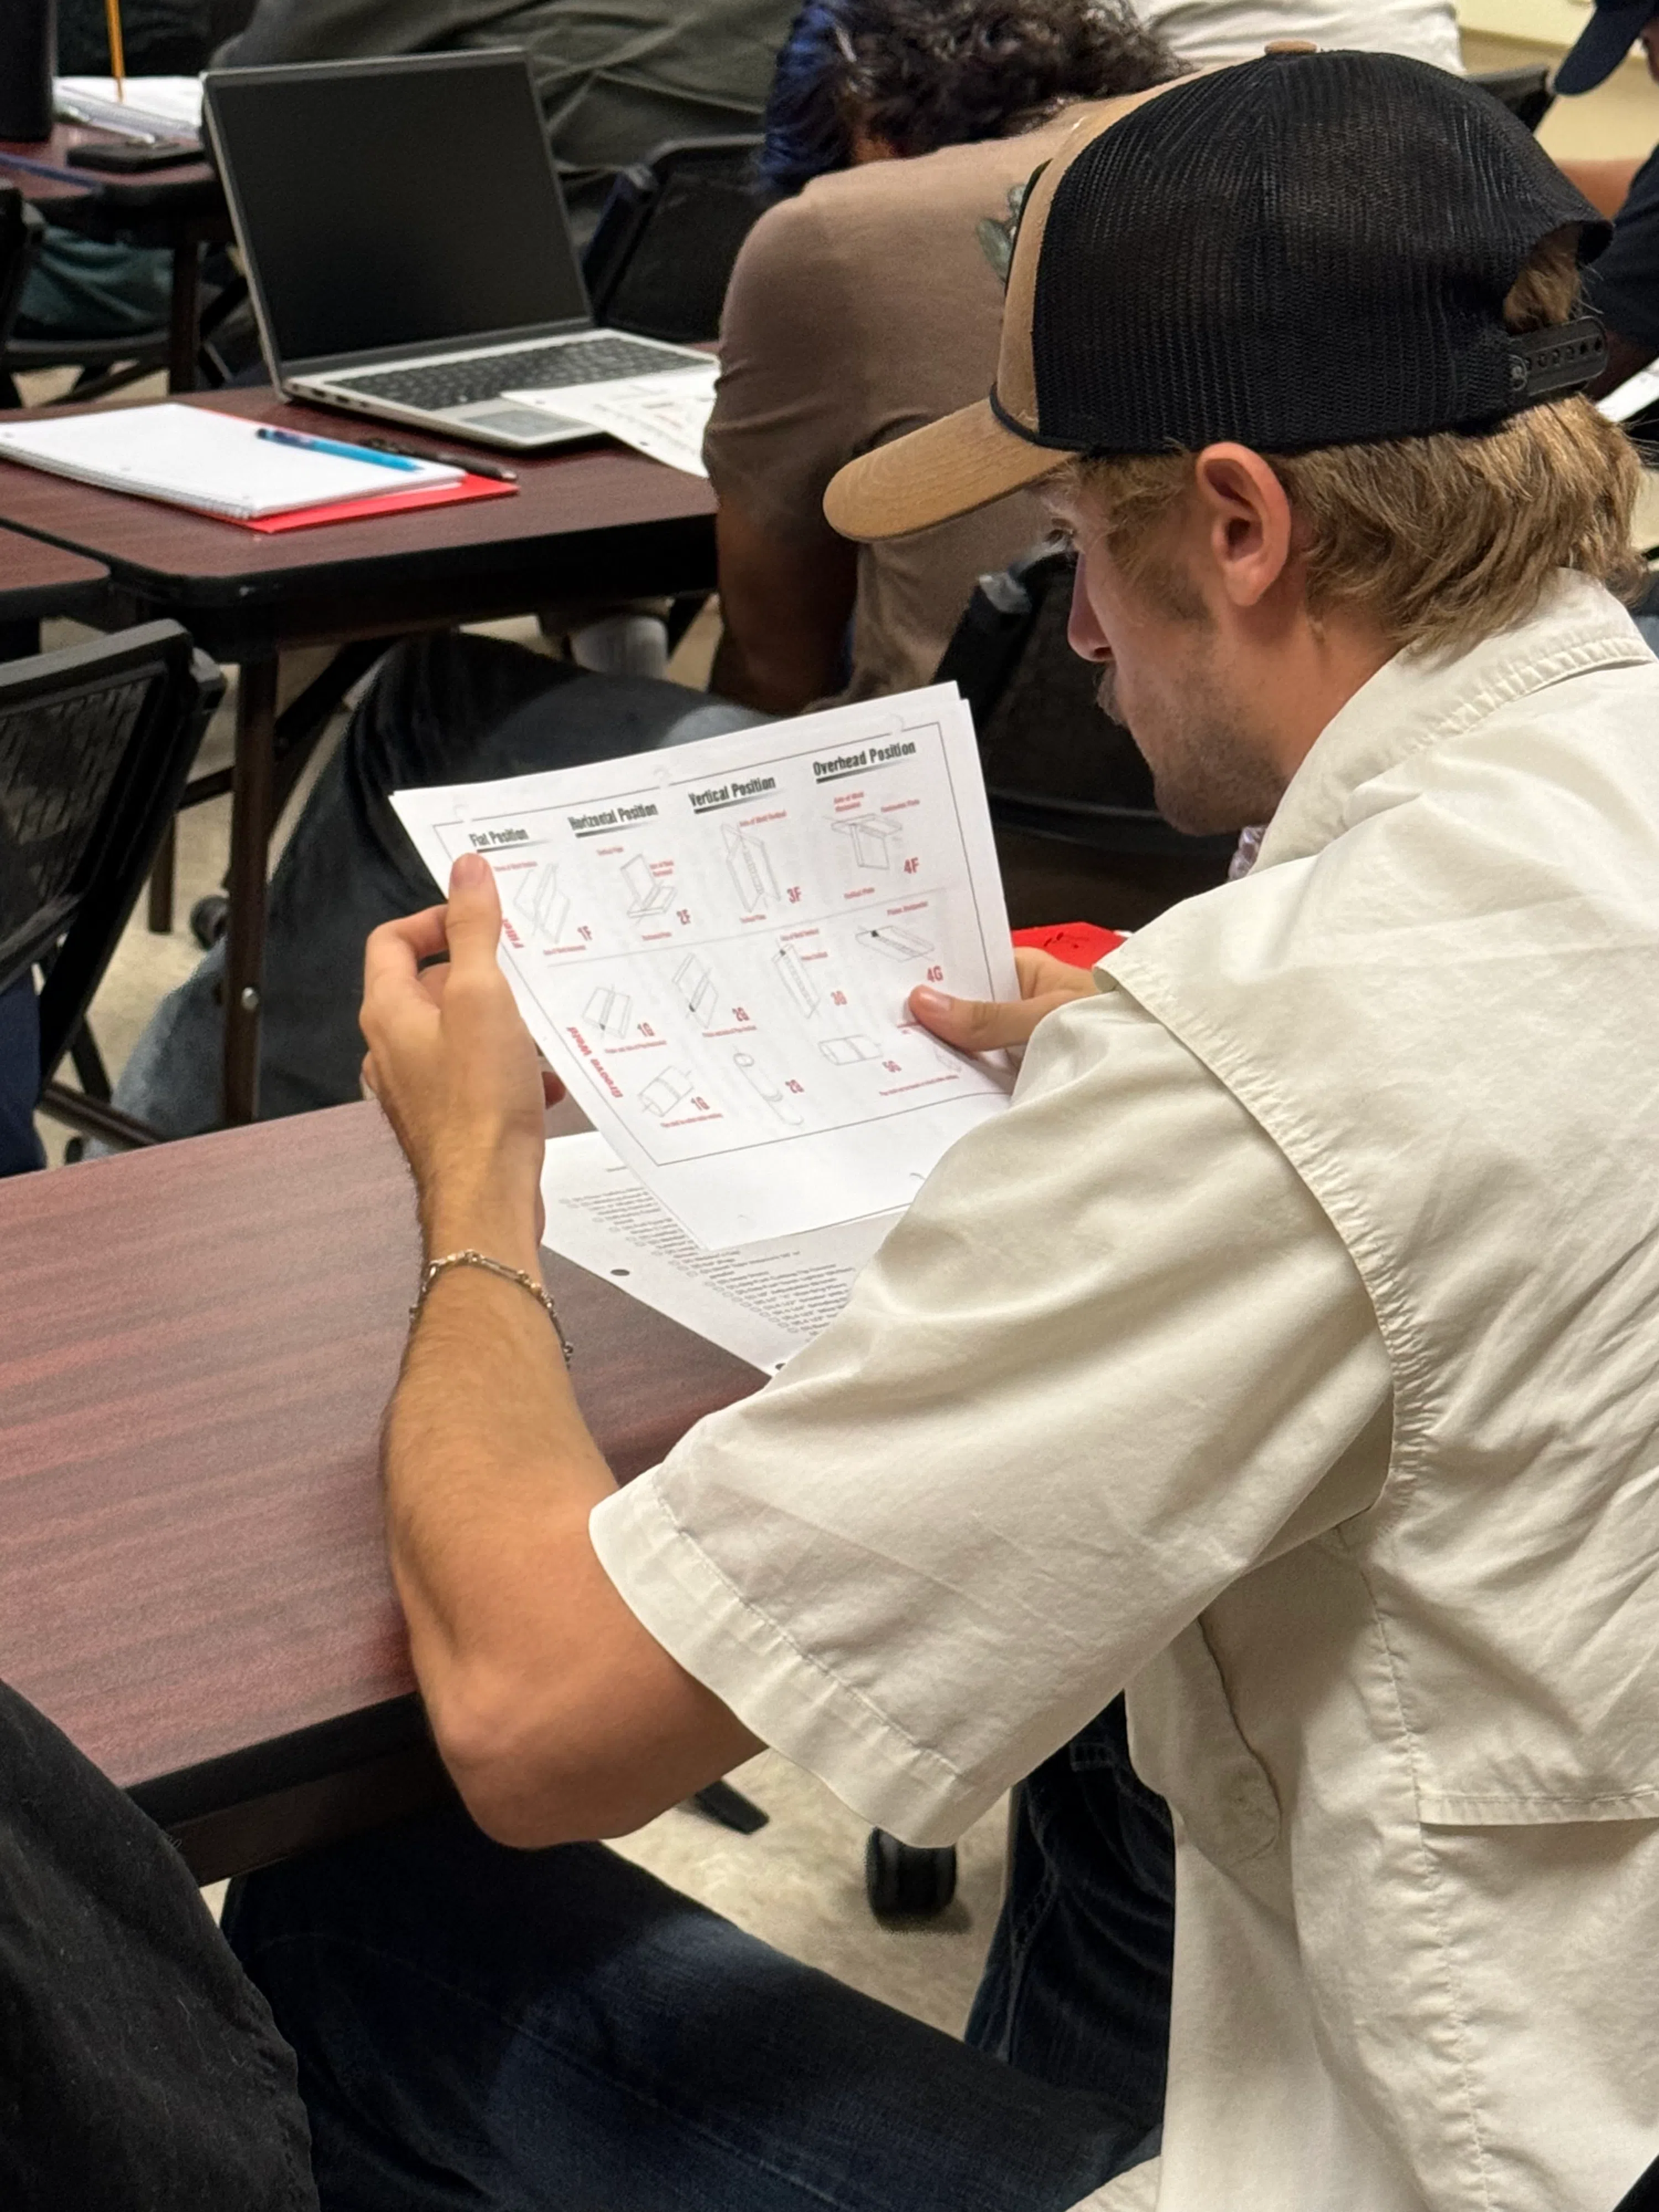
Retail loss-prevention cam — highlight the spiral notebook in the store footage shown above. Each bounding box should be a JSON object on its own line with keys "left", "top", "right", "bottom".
{"left": 0, "top": 404, "right": 502, "bottom": 526}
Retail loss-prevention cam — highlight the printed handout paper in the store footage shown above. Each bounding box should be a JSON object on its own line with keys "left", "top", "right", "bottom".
{"left": 393, "top": 683, "right": 1017, "bottom": 1246}
{"left": 540, "top": 1131, "right": 896, "bottom": 1371}
{"left": 505, "top": 367, "right": 719, "bottom": 476}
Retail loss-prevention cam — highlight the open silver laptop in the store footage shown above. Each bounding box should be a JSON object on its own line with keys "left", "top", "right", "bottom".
{"left": 204, "top": 52, "right": 711, "bottom": 451}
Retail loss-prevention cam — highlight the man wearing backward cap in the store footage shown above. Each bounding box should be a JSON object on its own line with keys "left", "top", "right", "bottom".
{"left": 226, "top": 53, "right": 1659, "bottom": 2212}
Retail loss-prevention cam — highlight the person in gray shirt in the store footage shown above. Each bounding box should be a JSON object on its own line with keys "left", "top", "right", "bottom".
{"left": 214, "top": 0, "right": 801, "bottom": 238}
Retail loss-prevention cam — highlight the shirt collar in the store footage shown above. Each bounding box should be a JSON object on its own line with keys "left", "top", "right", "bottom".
{"left": 1253, "top": 573, "right": 1654, "bottom": 872}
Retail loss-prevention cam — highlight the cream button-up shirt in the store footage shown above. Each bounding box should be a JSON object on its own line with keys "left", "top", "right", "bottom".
{"left": 593, "top": 574, "right": 1659, "bottom": 2209}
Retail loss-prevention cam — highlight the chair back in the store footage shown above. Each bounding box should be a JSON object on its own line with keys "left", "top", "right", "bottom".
{"left": 0, "top": 623, "right": 222, "bottom": 1083}
{"left": 583, "top": 137, "right": 766, "bottom": 345}
{"left": 934, "top": 543, "right": 1234, "bottom": 862}
{"left": 1470, "top": 66, "right": 1553, "bottom": 132}
{"left": 0, "top": 186, "right": 45, "bottom": 368}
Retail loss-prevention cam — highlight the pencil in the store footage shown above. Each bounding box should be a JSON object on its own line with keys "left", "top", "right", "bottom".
{"left": 104, "top": 0, "right": 127, "bottom": 98}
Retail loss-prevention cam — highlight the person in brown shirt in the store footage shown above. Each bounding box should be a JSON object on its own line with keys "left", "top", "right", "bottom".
{"left": 111, "top": 0, "right": 1182, "bottom": 1137}
{"left": 707, "top": 119, "right": 1098, "bottom": 708}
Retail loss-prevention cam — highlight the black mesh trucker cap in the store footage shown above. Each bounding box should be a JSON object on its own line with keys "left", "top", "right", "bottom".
{"left": 825, "top": 51, "right": 1610, "bottom": 543}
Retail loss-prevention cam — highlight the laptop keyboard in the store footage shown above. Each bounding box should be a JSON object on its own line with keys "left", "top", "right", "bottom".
{"left": 333, "top": 334, "right": 696, "bottom": 411}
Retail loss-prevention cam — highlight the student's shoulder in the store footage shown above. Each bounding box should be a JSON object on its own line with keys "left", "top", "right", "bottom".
{"left": 737, "top": 117, "right": 1077, "bottom": 285}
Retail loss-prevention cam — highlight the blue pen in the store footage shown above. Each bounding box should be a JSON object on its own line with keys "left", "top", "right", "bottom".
{"left": 255, "top": 425, "right": 421, "bottom": 471}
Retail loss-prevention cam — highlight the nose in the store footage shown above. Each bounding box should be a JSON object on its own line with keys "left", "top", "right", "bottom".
{"left": 1067, "top": 547, "right": 1112, "bottom": 665}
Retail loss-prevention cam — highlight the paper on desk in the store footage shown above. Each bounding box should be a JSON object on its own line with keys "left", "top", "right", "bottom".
{"left": 542, "top": 1130, "right": 895, "bottom": 1372}
{"left": 393, "top": 682, "right": 1016, "bottom": 1248}
{"left": 505, "top": 366, "right": 718, "bottom": 476}
{"left": 56, "top": 76, "right": 205, "bottom": 140}
{"left": 1599, "top": 361, "right": 1659, "bottom": 425}
{"left": 0, "top": 404, "right": 463, "bottom": 521}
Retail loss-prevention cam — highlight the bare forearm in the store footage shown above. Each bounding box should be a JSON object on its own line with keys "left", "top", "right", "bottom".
{"left": 386, "top": 1195, "right": 610, "bottom": 1674}
{"left": 384, "top": 1187, "right": 758, "bottom": 1844}
{"left": 710, "top": 621, "right": 837, "bottom": 715}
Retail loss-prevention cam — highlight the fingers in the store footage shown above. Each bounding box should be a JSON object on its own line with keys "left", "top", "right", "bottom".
{"left": 441, "top": 851, "right": 504, "bottom": 977}
{"left": 909, "top": 982, "right": 1082, "bottom": 1052}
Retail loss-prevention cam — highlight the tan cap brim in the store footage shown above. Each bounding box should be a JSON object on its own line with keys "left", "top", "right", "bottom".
{"left": 823, "top": 397, "right": 1067, "bottom": 543}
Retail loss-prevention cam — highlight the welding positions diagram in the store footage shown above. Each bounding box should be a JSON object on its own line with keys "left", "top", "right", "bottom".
{"left": 621, "top": 853, "right": 674, "bottom": 917}
{"left": 858, "top": 921, "right": 935, "bottom": 961}
{"left": 584, "top": 984, "right": 632, "bottom": 1044}
{"left": 674, "top": 953, "right": 721, "bottom": 1029}
{"left": 640, "top": 1066, "right": 694, "bottom": 1117}
{"left": 734, "top": 1050, "right": 802, "bottom": 1126}
{"left": 512, "top": 862, "right": 571, "bottom": 943}
{"left": 771, "top": 941, "right": 820, "bottom": 1018}
{"left": 832, "top": 815, "right": 903, "bottom": 870}
{"left": 820, "top": 1034, "right": 881, "bottom": 1066}
{"left": 724, "top": 822, "right": 778, "bottom": 911}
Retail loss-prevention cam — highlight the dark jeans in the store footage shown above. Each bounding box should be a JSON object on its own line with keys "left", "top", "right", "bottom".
{"left": 225, "top": 1701, "right": 1173, "bottom": 2211}
{"left": 114, "top": 634, "right": 770, "bottom": 1134}
{"left": 0, "top": 1677, "right": 315, "bottom": 2211}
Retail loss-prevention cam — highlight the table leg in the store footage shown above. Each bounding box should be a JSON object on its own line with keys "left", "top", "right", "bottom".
{"left": 168, "top": 233, "right": 202, "bottom": 395}
{"left": 221, "top": 655, "right": 278, "bottom": 1127}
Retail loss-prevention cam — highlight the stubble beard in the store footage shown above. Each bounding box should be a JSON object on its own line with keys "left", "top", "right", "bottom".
{"left": 1095, "top": 666, "right": 1284, "bottom": 839}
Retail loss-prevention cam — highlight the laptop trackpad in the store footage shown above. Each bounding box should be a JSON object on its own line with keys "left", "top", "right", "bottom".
{"left": 444, "top": 402, "right": 586, "bottom": 444}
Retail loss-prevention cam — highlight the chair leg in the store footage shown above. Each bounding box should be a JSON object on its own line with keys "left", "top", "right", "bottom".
{"left": 68, "top": 1022, "right": 113, "bottom": 1104}
{"left": 147, "top": 820, "right": 176, "bottom": 934}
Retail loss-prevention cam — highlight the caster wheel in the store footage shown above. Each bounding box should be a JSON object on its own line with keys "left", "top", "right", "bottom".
{"left": 865, "top": 1829, "right": 957, "bottom": 1918}
{"left": 63, "top": 1136, "right": 85, "bottom": 1164}
{"left": 190, "top": 893, "right": 228, "bottom": 950}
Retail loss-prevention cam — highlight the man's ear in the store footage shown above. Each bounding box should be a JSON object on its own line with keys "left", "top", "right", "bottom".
{"left": 1191, "top": 444, "right": 1295, "bottom": 610}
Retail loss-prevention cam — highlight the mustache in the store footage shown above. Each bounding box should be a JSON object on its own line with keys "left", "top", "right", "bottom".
{"left": 1094, "top": 665, "right": 1119, "bottom": 723}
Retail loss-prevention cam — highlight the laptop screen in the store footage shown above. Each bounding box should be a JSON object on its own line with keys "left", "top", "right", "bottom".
{"left": 206, "top": 55, "right": 589, "bottom": 369}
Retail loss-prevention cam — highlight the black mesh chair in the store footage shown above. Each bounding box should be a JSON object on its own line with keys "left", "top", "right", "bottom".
{"left": 0, "top": 180, "right": 249, "bottom": 410}
{"left": 583, "top": 136, "right": 765, "bottom": 345}
{"left": 1616, "top": 2153, "right": 1659, "bottom": 2210}
{"left": 0, "top": 622, "right": 223, "bottom": 1152}
{"left": 1470, "top": 66, "right": 1554, "bottom": 133}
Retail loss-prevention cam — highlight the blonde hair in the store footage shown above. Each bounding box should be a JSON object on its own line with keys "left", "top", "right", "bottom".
{"left": 1067, "top": 237, "right": 1644, "bottom": 655}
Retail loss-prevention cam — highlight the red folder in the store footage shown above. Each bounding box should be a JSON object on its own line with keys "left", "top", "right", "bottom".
{"left": 240, "top": 473, "right": 516, "bottom": 534}
{"left": 1012, "top": 921, "right": 1125, "bottom": 969}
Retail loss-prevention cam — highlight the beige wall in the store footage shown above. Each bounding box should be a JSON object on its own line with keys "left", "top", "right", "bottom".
{"left": 1457, "top": 2, "right": 1658, "bottom": 160}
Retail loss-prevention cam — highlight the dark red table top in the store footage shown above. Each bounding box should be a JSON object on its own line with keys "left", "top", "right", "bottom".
{"left": 0, "top": 1105, "right": 759, "bottom": 1828}
{"left": 0, "top": 522, "right": 107, "bottom": 620}
{"left": 0, "top": 388, "right": 718, "bottom": 653}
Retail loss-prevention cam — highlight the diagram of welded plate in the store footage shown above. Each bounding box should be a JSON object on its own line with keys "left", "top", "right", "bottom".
{"left": 724, "top": 822, "right": 778, "bottom": 911}
{"left": 857, "top": 922, "right": 934, "bottom": 961}
{"left": 621, "top": 853, "right": 674, "bottom": 917}
{"left": 771, "top": 941, "right": 820, "bottom": 1017}
{"left": 831, "top": 815, "right": 903, "bottom": 870}
{"left": 820, "top": 1034, "right": 881, "bottom": 1065}
{"left": 674, "top": 952, "right": 720, "bottom": 1029}
{"left": 733, "top": 1049, "right": 803, "bottom": 1126}
{"left": 584, "top": 984, "right": 633, "bottom": 1044}
{"left": 640, "top": 1066, "right": 694, "bottom": 1117}
{"left": 513, "top": 862, "right": 571, "bottom": 943}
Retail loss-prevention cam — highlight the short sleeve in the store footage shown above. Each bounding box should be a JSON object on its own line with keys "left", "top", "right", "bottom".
{"left": 591, "top": 987, "right": 1393, "bottom": 1844}
{"left": 702, "top": 191, "right": 868, "bottom": 545}
{"left": 1585, "top": 145, "right": 1659, "bottom": 354}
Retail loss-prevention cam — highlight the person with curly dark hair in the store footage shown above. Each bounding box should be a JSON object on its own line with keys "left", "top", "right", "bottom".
{"left": 758, "top": 0, "right": 1175, "bottom": 197}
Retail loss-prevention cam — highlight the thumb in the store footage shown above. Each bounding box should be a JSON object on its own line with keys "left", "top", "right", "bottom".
{"left": 909, "top": 982, "right": 1063, "bottom": 1053}
{"left": 444, "top": 851, "right": 504, "bottom": 970}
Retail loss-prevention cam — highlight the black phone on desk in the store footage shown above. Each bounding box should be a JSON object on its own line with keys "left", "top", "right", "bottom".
{"left": 66, "top": 140, "right": 201, "bottom": 174}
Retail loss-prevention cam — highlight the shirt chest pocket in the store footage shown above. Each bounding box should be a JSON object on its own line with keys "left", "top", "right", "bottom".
{"left": 1124, "top": 1619, "right": 1285, "bottom": 1893}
